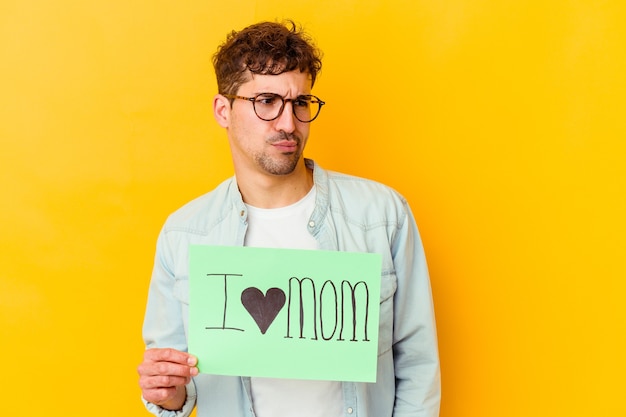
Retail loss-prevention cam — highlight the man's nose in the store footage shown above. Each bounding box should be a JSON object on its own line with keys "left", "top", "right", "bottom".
{"left": 274, "top": 101, "right": 296, "bottom": 133}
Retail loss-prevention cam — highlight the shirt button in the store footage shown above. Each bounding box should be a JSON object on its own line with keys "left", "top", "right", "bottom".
{"left": 308, "top": 221, "right": 315, "bottom": 228}
{"left": 347, "top": 407, "right": 354, "bottom": 414}
{"left": 240, "top": 210, "right": 245, "bottom": 217}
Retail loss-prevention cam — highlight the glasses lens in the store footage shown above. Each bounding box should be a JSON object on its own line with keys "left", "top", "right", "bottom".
{"left": 293, "top": 96, "right": 323, "bottom": 122}
{"left": 292, "top": 96, "right": 312, "bottom": 122}
{"left": 253, "top": 94, "right": 284, "bottom": 121}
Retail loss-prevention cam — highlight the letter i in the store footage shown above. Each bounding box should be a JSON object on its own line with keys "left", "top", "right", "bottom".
{"left": 205, "top": 274, "right": 244, "bottom": 332}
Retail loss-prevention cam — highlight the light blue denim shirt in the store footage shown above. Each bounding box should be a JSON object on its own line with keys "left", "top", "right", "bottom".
{"left": 142, "top": 159, "right": 441, "bottom": 417}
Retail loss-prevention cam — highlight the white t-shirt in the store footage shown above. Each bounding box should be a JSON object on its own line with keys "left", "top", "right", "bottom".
{"left": 244, "top": 186, "right": 343, "bottom": 417}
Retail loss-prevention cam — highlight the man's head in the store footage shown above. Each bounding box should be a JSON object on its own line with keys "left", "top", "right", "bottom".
{"left": 212, "top": 21, "right": 324, "bottom": 184}
{"left": 213, "top": 20, "right": 322, "bottom": 96}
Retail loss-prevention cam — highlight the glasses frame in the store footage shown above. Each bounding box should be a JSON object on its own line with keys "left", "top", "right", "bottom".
{"left": 223, "top": 93, "right": 326, "bottom": 123}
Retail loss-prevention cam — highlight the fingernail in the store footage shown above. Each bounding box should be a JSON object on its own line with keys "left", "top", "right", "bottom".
{"left": 190, "top": 367, "right": 199, "bottom": 376}
{"left": 187, "top": 355, "right": 198, "bottom": 366}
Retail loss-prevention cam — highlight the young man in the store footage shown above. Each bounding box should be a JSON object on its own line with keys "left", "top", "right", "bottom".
{"left": 137, "top": 20, "right": 440, "bottom": 417}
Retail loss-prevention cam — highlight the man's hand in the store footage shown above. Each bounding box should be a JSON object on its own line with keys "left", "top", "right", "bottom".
{"left": 138, "top": 348, "right": 199, "bottom": 411}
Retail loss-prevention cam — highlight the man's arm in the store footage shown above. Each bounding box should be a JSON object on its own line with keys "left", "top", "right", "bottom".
{"left": 392, "top": 200, "right": 441, "bottom": 416}
{"left": 140, "top": 228, "right": 198, "bottom": 416}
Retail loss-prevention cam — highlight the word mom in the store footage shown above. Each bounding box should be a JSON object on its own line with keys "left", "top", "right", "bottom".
{"left": 205, "top": 274, "right": 372, "bottom": 342}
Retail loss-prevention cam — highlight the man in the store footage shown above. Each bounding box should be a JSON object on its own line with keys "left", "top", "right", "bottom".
{"left": 138, "top": 20, "right": 440, "bottom": 417}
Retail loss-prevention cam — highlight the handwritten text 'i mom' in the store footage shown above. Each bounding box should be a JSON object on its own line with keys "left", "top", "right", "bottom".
{"left": 204, "top": 273, "right": 372, "bottom": 342}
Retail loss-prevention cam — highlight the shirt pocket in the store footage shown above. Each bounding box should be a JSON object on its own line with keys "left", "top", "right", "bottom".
{"left": 378, "top": 272, "right": 397, "bottom": 356}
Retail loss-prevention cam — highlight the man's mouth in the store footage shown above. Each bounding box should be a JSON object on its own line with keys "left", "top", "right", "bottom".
{"left": 271, "top": 140, "right": 298, "bottom": 152}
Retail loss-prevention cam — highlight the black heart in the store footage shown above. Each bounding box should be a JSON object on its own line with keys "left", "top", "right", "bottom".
{"left": 241, "top": 287, "right": 286, "bottom": 334}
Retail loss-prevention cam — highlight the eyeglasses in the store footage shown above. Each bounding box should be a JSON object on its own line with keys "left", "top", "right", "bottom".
{"left": 223, "top": 93, "right": 326, "bottom": 123}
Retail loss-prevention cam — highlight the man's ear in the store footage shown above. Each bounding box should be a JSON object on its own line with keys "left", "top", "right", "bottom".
{"left": 213, "top": 94, "right": 231, "bottom": 128}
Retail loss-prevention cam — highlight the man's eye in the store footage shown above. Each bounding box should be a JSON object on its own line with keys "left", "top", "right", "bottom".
{"left": 293, "top": 98, "right": 310, "bottom": 108}
{"left": 256, "top": 95, "right": 279, "bottom": 105}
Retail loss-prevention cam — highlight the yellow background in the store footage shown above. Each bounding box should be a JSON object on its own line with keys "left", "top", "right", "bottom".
{"left": 1, "top": 1, "right": 625, "bottom": 415}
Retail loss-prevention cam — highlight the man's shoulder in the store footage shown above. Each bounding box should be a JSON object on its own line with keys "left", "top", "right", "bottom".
{"left": 163, "top": 177, "right": 235, "bottom": 232}
{"left": 321, "top": 168, "right": 412, "bottom": 225}
{"left": 325, "top": 169, "right": 406, "bottom": 203}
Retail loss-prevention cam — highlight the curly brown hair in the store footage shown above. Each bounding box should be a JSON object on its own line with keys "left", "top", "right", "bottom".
{"left": 212, "top": 20, "right": 323, "bottom": 96}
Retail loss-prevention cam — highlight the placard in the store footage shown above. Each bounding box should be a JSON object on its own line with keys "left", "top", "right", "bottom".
{"left": 188, "top": 245, "right": 382, "bottom": 382}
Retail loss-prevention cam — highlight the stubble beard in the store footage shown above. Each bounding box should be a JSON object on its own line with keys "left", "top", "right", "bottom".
{"left": 256, "top": 134, "right": 303, "bottom": 176}
{"left": 255, "top": 149, "right": 302, "bottom": 175}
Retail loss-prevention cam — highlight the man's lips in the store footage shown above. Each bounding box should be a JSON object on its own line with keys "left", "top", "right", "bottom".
{"left": 271, "top": 140, "right": 298, "bottom": 152}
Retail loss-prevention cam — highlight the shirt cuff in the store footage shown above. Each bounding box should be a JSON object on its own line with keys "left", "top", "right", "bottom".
{"left": 142, "top": 380, "right": 197, "bottom": 417}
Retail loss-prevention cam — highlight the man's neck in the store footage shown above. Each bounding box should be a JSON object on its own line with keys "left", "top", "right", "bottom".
{"left": 236, "top": 160, "right": 314, "bottom": 209}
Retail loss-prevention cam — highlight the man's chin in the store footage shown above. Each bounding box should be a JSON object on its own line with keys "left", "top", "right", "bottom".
{"left": 258, "top": 155, "right": 301, "bottom": 176}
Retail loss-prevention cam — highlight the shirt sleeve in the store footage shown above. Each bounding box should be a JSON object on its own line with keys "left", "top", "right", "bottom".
{"left": 141, "top": 227, "right": 197, "bottom": 416}
{"left": 391, "top": 199, "right": 441, "bottom": 417}
{"left": 143, "top": 227, "right": 189, "bottom": 351}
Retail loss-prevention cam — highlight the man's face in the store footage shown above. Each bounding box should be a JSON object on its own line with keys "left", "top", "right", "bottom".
{"left": 220, "top": 70, "right": 313, "bottom": 177}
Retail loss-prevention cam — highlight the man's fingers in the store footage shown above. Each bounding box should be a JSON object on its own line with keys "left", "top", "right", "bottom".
{"left": 138, "top": 359, "right": 198, "bottom": 379}
{"left": 141, "top": 386, "right": 179, "bottom": 405}
{"left": 137, "top": 348, "right": 199, "bottom": 390}
{"left": 138, "top": 361, "right": 197, "bottom": 377}
{"left": 143, "top": 348, "right": 197, "bottom": 366}
{"left": 139, "top": 374, "right": 191, "bottom": 390}
{"left": 138, "top": 348, "right": 197, "bottom": 409}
